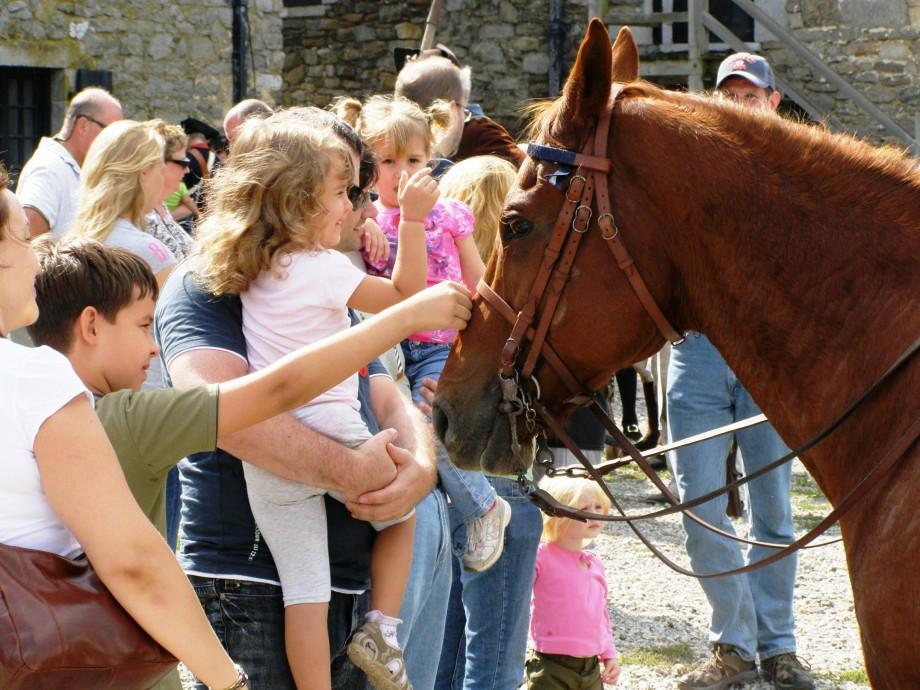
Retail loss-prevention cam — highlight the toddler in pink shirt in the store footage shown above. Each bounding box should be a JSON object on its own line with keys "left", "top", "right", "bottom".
{"left": 527, "top": 476, "right": 620, "bottom": 688}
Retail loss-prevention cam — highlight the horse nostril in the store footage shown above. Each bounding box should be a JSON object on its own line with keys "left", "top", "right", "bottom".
{"left": 432, "top": 402, "right": 449, "bottom": 444}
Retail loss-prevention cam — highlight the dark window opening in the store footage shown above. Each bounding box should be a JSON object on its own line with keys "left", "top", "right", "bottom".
{"left": 282, "top": 0, "right": 322, "bottom": 7}
{"left": 0, "top": 67, "right": 53, "bottom": 182}
{"left": 652, "top": 0, "right": 755, "bottom": 45}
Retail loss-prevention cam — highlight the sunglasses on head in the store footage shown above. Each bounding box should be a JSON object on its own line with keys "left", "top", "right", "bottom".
{"left": 347, "top": 186, "right": 379, "bottom": 211}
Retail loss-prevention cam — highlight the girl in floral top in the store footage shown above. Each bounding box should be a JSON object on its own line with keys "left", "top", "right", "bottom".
{"left": 337, "top": 94, "right": 511, "bottom": 574}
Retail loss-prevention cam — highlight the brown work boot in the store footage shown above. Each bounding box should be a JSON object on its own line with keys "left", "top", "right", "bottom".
{"left": 677, "top": 644, "right": 757, "bottom": 690}
{"left": 761, "top": 653, "right": 815, "bottom": 690}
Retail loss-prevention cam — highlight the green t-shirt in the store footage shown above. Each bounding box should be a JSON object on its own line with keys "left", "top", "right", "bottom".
{"left": 164, "top": 182, "right": 189, "bottom": 212}
{"left": 95, "top": 385, "right": 219, "bottom": 535}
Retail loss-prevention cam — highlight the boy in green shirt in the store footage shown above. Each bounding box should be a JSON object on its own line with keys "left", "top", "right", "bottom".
{"left": 27, "top": 238, "right": 472, "bottom": 535}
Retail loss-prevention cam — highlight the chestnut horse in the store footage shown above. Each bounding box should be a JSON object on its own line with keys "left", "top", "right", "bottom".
{"left": 433, "top": 20, "right": 920, "bottom": 688}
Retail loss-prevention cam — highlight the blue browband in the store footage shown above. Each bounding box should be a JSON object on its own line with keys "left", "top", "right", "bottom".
{"left": 526, "top": 143, "right": 611, "bottom": 173}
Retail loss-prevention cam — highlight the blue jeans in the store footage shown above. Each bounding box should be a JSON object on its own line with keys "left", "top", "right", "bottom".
{"left": 667, "top": 333, "right": 797, "bottom": 661}
{"left": 330, "top": 590, "right": 372, "bottom": 690}
{"left": 189, "top": 576, "right": 295, "bottom": 690}
{"left": 435, "top": 477, "right": 543, "bottom": 690}
{"left": 189, "top": 576, "right": 370, "bottom": 689}
{"left": 403, "top": 339, "right": 497, "bottom": 522}
{"left": 398, "top": 488, "right": 453, "bottom": 690}
{"left": 165, "top": 466, "right": 181, "bottom": 551}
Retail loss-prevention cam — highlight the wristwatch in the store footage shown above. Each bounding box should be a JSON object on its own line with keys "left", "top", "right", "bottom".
{"left": 219, "top": 664, "right": 249, "bottom": 690}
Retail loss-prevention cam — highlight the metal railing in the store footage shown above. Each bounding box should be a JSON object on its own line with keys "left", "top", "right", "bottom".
{"left": 601, "top": 0, "right": 919, "bottom": 153}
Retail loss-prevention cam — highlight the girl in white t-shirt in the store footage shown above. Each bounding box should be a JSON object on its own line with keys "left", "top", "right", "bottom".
{"left": 0, "top": 165, "right": 248, "bottom": 689}
{"left": 195, "top": 113, "right": 436, "bottom": 690}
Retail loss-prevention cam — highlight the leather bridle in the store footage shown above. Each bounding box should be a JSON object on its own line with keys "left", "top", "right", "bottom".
{"left": 475, "top": 85, "right": 920, "bottom": 577}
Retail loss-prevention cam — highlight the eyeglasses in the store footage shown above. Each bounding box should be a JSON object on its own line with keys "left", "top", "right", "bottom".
{"left": 79, "top": 114, "right": 110, "bottom": 130}
{"left": 166, "top": 158, "right": 190, "bottom": 170}
{"left": 347, "top": 186, "right": 378, "bottom": 211}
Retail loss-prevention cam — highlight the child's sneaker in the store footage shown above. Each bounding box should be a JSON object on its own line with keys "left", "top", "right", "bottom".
{"left": 347, "top": 618, "right": 412, "bottom": 690}
{"left": 461, "top": 496, "right": 512, "bottom": 572}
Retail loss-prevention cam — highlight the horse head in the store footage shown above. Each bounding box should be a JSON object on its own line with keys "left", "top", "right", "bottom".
{"left": 434, "top": 22, "right": 678, "bottom": 474}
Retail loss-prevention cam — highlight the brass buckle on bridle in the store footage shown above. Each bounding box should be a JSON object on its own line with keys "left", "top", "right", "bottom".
{"left": 565, "top": 175, "right": 587, "bottom": 203}
{"left": 597, "top": 212, "right": 618, "bottom": 240}
{"left": 572, "top": 205, "right": 593, "bottom": 233}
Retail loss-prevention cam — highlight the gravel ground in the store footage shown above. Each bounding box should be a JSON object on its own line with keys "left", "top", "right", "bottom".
{"left": 588, "top": 461, "right": 869, "bottom": 689}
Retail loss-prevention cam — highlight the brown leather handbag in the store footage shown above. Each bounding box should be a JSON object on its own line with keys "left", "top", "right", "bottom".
{"left": 0, "top": 541, "right": 177, "bottom": 689}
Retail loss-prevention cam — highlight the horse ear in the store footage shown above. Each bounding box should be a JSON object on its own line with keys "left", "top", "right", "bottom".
{"left": 611, "top": 26, "right": 640, "bottom": 83}
{"left": 559, "top": 18, "right": 612, "bottom": 127}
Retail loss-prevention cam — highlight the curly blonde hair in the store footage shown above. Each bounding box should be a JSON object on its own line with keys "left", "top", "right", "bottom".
{"left": 146, "top": 118, "right": 188, "bottom": 158}
{"left": 537, "top": 475, "right": 611, "bottom": 544}
{"left": 439, "top": 155, "right": 517, "bottom": 263}
{"left": 70, "top": 120, "right": 165, "bottom": 241}
{"left": 331, "top": 94, "right": 451, "bottom": 157}
{"left": 194, "top": 115, "right": 354, "bottom": 296}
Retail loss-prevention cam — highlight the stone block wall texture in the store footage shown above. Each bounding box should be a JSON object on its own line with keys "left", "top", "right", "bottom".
{"left": 284, "top": 0, "right": 920, "bottom": 147}
{"left": 0, "top": 0, "right": 284, "bottom": 127}
{"left": 282, "top": 0, "right": 591, "bottom": 138}
{"left": 757, "top": 0, "right": 920, "bottom": 146}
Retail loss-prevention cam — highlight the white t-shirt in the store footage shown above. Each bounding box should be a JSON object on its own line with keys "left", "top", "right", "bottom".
{"left": 0, "top": 338, "right": 92, "bottom": 558}
{"left": 15, "top": 137, "right": 82, "bottom": 239}
{"left": 241, "top": 249, "right": 366, "bottom": 435}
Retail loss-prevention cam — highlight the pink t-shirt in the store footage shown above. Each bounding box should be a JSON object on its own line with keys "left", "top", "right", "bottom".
{"left": 241, "top": 249, "right": 367, "bottom": 434}
{"left": 530, "top": 542, "right": 618, "bottom": 661}
{"left": 364, "top": 197, "right": 473, "bottom": 344}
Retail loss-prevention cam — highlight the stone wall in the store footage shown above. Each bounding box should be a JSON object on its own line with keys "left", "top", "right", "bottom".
{"left": 282, "top": 0, "right": 591, "bottom": 138}
{"left": 606, "top": 0, "right": 920, "bottom": 147}
{"left": 282, "top": 0, "right": 920, "bottom": 148}
{"left": 757, "top": 0, "right": 920, "bottom": 146}
{"left": 0, "top": 0, "right": 284, "bottom": 127}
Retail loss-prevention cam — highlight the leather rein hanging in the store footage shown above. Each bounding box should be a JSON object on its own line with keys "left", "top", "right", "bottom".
{"left": 476, "top": 86, "right": 920, "bottom": 578}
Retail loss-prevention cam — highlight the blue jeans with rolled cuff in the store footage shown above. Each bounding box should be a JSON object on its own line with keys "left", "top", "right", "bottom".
{"left": 403, "top": 338, "right": 498, "bottom": 523}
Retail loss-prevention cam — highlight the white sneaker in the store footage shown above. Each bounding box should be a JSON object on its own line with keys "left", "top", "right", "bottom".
{"left": 461, "top": 496, "right": 512, "bottom": 572}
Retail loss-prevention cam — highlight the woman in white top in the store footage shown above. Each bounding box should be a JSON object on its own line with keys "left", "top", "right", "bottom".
{"left": 0, "top": 166, "right": 247, "bottom": 689}
{"left": 67, "top": 119, "right": 177, "bottom": 287}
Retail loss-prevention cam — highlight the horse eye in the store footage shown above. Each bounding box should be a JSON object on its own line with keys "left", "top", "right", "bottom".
{"left": 501, "top": 216, "right": 532, "bottom": 240}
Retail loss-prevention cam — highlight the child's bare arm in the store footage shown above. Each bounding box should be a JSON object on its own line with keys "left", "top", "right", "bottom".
{"left": 349, "top": 168, "right": 436, "bottom": 313}
{"left": 216, "top": 282, "right": 471, "bottom": 437}
{"left": 456, "top": 235, "right": 485, "bottom": 291}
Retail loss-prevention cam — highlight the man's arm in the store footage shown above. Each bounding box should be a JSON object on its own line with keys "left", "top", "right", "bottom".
{"left": 346, "top": 374, "right": 437, "bottom": 522}
{"left": 167, "top": 348, "right": 397, "bottom": 497}
{"left": 24, "top": 206, "right": 50, "bottom": 238}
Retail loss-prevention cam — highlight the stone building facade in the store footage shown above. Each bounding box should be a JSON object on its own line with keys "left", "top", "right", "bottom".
{"left": 281, "top": 0, "right": 591, "bottom": 137}
{"left": 0, "top": 0, "right": 284, "bottom": 173}
{"left": 281, "top": 0, "right": 920, "bottom": 148}
{"left": 3, "top": 0, "right": 918, "bottom": 175}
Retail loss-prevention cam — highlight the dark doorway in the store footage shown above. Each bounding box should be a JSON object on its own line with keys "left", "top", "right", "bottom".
{"left": 652, "top": 0, "right": 755, "bottom": 46}
{"left": 1, "top": 67, "right": 54, "bottom": 182}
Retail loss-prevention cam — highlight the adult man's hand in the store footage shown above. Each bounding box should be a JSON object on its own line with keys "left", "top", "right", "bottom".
{"left": 345, "top": 442, "right": 437, "bottom": 522}
{"left": 344, "top": 428, "right": 399, "bottom": 497}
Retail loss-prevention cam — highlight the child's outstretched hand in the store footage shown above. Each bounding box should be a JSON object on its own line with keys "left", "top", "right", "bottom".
{"left": 401, "top": 281, "right": 472, "bottom": 335}
{"left": 398, "top": 168, "right": 439, "bottom": 224}
{"left": 601, "top": 658, "right": 621, "bottom": 685}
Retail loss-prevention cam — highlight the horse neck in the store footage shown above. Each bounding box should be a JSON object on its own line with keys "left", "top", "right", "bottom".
{"left": 617, "top": 100, "right": 920, "bottom": 474}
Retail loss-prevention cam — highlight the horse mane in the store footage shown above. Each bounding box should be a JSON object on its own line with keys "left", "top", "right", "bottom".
{"left": 526, "top": 80, "right": 920, "bottom": 231}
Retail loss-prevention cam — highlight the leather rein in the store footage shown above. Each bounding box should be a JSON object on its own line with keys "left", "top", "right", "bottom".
{"left": 476, "top": 85, "right": 920, "bottom": 577}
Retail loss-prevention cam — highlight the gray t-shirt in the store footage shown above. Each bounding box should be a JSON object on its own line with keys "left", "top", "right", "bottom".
{"left": 106, "top": 218, "right": 177, "bottom": 275}
{"left": 105, "top": 219, "right": 176, "bottom": 389}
